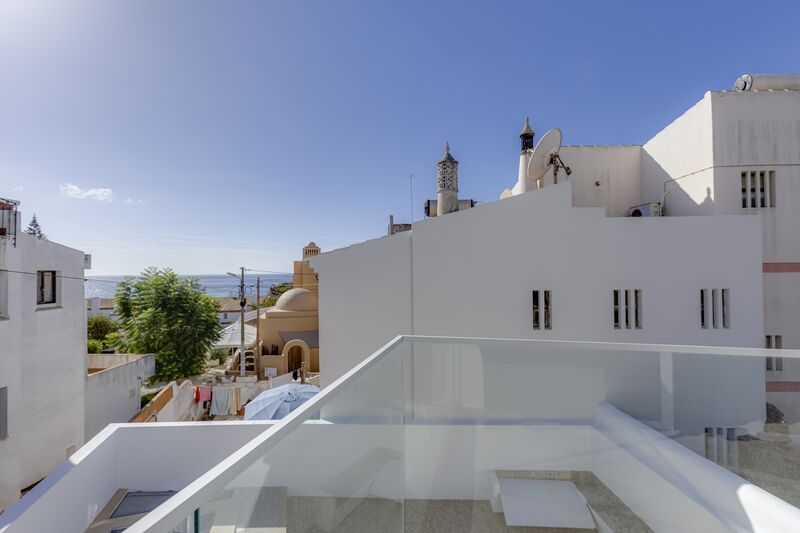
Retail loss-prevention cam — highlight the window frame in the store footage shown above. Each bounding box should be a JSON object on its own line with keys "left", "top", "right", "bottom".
{"left": 36, "top": 270, "right": 57, "bottom": 306}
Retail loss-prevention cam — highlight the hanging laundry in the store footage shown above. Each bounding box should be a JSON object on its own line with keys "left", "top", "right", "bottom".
{"left": 198, "top": 386, "right": 212, "bottom": 402}
{"left": 211, "top": 388, "right": 231, "bottom": 416}
{"left": 194, "top": 386, "right": 201, "bottom": 404}
{"left": 228, "top": 387, "right": 242, "bottom": 415}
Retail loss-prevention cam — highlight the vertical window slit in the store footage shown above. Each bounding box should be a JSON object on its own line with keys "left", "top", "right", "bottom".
{"left": 544, "top": 290, "right": 552, "bottom": 330}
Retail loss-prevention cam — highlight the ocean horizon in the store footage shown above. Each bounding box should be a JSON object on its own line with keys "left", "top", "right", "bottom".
{"left": 85, "top": 273, "right": 293, "bottom": 299}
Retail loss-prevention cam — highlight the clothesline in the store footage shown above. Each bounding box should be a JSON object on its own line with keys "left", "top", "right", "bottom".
{"left": 194, "top": 384, "right": 244, "bottom": 416}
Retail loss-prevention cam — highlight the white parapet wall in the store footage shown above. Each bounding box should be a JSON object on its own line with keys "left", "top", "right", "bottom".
{"left": 0, "top": 422, "right": 275, "bottom": 533}
{"left": 85, "top": 354, "right": 155, "bottom": 440}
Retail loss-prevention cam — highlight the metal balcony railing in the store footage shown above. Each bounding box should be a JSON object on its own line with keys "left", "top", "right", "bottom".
{"left": 0, "top": 197, "right": 19, "bottom": 246}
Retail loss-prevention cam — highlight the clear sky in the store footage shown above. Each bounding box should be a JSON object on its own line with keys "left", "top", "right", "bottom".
{"left": 1, "top": 0, "right": 798, "bottom": 275}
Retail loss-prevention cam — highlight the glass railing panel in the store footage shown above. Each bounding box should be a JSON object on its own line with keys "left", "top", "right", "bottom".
{"left": 150, "top": 337, "right": 799, "bottom": 532}
{"left": 161, "top": 340, "right": 408, "bottom": 533}
{"left": 403, "top": 338, "right": 800, "bottom": 531}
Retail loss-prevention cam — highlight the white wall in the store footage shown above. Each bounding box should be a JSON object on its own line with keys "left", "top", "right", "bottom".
{"left": 0, "top": 422, "right": 273, "bottom": 533}
{"left": 559, "top": 145, "right": 642, "bottom": 217}
{"left": 311, "top": 231, "right": 412, "bottom": 387}
{"left": 0, "top": 231, "right": 87, "bottom": 511}
{"left": 314, "top": 182, "right": 764, "bottom": 392}
{"left": 642, "top": 93, "right": 715, "bottom": 216}
{"left": 85, "top": 355, "right": 155, "bottom": 440}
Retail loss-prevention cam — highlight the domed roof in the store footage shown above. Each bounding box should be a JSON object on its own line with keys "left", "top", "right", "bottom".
{"left": 275, "top": 288, "right": 318, "bottom": 312}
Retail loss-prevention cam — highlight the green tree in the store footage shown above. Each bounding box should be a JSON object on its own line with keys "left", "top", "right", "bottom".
{"left": 87, "top": 339, "right": 103, "bottom": 354}
{"left": 24, "top": 214, "right": 47, "bottom": 240}
{"left": 87, "top": 314, "right": 119, "bottom": 342}
{"left": 112, "top": 267, "right": 221, "bottom": 381}
{"left": 261, "top": 281, "right": 293, "bottom": 307}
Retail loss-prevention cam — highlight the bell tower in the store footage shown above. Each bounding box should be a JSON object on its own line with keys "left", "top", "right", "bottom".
{"left": 437, "top": 142, "right": 459, "bottom": 216}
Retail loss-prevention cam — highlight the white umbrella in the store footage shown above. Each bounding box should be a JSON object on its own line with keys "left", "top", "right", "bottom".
{"left": 244, "top": 384, "right": 319, "bottom": 420}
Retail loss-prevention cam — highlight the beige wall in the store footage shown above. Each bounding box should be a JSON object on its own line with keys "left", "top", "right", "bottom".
{"left": 293, "top": 260, "right": 318, "bottom": 293}
{"left": 258, "top": 310, "right": 319, "bottom": 375}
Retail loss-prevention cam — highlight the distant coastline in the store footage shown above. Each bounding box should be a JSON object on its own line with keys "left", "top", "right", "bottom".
{"left": 85, "top": 274, "right": 293, "bottom": 299}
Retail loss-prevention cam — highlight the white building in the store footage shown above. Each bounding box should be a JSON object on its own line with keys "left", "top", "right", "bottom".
{"left": 86, "top": 297, "right": 117, "bottom": 321}
{"left": 0, "top": 201, "right": 89, "bottom": 511}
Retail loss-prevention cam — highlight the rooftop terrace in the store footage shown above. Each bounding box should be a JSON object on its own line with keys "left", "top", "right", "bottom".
{"left": 2, "top": 337, "right": 799, "bottom": 532}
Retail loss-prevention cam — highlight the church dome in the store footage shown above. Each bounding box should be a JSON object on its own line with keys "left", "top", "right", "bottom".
{"left": 275, "top": 288, "right": 318, "bottom": 312}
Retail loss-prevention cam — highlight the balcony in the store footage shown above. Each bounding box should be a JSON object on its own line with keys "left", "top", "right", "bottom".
{"left": 3, "top": 337, "right": 800, "bottom": 532}
{"left": 0, "top": 198, "right": 19, "bottom": 247}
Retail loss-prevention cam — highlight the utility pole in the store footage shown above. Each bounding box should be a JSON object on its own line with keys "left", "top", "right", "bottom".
{"left": 255, "top": 276, "right": 261, "bottom": 379}
{"left": 238, "top": 266, "right": 246, "bottom": 377}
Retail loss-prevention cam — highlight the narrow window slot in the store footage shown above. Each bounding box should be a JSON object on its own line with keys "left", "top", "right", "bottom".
{"left": 613, "top": 290, "right": 620, "bottom": 329}
{"left": 769, "top": 171, "right": 776, "bottom": 207}
{"left": 711, "top": 289, "right": 719, "bottom": 329}
{"left": 721, "top": 289, "right": 730, "bottom": 329}
{"left": 624, "top": 289, "right": 631, "bottom": 329}
{"left": 532, "top": 290, "right": 540, "bottom": 330}
{"left": 740, "top": 172, "right": 747, "bottom": 208}
{"left": 634, "top": 289, "right": 642, "bottom": 329}
{"left": 0, "top": 387, "right": 6, "bottom": 440}
{"left": 543, "top": 290, "right": 552, "bottom": 330}
{"left": 701, "top": 289, "right": 707, "bottom": 328}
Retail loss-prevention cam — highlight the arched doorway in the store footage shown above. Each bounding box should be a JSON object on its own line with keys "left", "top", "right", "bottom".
{"left": 282, "top": 339, "right": 311, "bottom": 374}
{"left": 288, "top": 346, "right": 303, "bottom": 373}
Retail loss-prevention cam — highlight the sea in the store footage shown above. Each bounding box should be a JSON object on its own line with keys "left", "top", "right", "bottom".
{"left": 85, "top": 274, "right": 293, "bottom": 299}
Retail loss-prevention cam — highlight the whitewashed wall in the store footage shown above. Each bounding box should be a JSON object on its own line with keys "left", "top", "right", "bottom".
{"left": 641, "top": 93, "right": 715, "bottom": 216}
{"left": 0, "top": 422, "right": 273, "bottom": 533}
{"left": 559, "top": 145, "right": 642, "bottom": 217}
{"left": 85, "top": 354, "right": 155, "bottom": 440}
{"left": 313, "top": 182, "right": 764, "bottom": 390}
{"left": 312, "top": 231, "right": 412, "bottom": 387}
{"left": 0, "top": 231, "right": 86, "bottom": 511}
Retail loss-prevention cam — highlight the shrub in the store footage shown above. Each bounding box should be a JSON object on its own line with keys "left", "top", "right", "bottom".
{"left": 88, "top": 314, "right": 119, "bottom": 341}
{"left": 87, "top": 339, "right": 103, "bottom": 354}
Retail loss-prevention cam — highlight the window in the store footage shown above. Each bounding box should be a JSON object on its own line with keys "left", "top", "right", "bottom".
{"left": 701, "top": 289, "right": 730, "bottom": 329}
{"left": 741, "top": 170, "right": 776, "bottom": 209}
{"left": 0, "top": 386, "right": 7, "bottom": 440}
{"left": 37, "top": 270, "right": 56, "bottom": 305}
{"left": 532, "top": 290, "right": 551, "bottom": 330}
{"left": 766, "top": 335, "right": 783, "bottom": 371}
{"left": 613, "top": 289, "right": 642, "bottom": 329}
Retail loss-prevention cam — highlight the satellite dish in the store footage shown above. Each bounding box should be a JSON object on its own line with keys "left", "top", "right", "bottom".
{"left": 526, "top": 128, "right": 562, "bottom": 185}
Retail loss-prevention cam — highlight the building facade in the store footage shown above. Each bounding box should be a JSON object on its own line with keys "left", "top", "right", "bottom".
{"left": 0, "top": 203, "right": 89, "bottom": 511}
{"left": 310, "top": 84, "right": 800, "bottom": 394}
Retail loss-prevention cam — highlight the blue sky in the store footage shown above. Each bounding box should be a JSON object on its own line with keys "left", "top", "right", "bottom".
{"left": 1, "top": 1, "right": 798, "bottom": 275}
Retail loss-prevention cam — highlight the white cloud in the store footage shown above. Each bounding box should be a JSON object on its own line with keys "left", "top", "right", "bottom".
{"left": 59, "top": 183, "right": 113, "bottom": 202}
{"left": 12, "top": 185, "right": 23, "bottom": 191}
{"left": 123, "top": 198, "right": 145, "bottom": 205}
